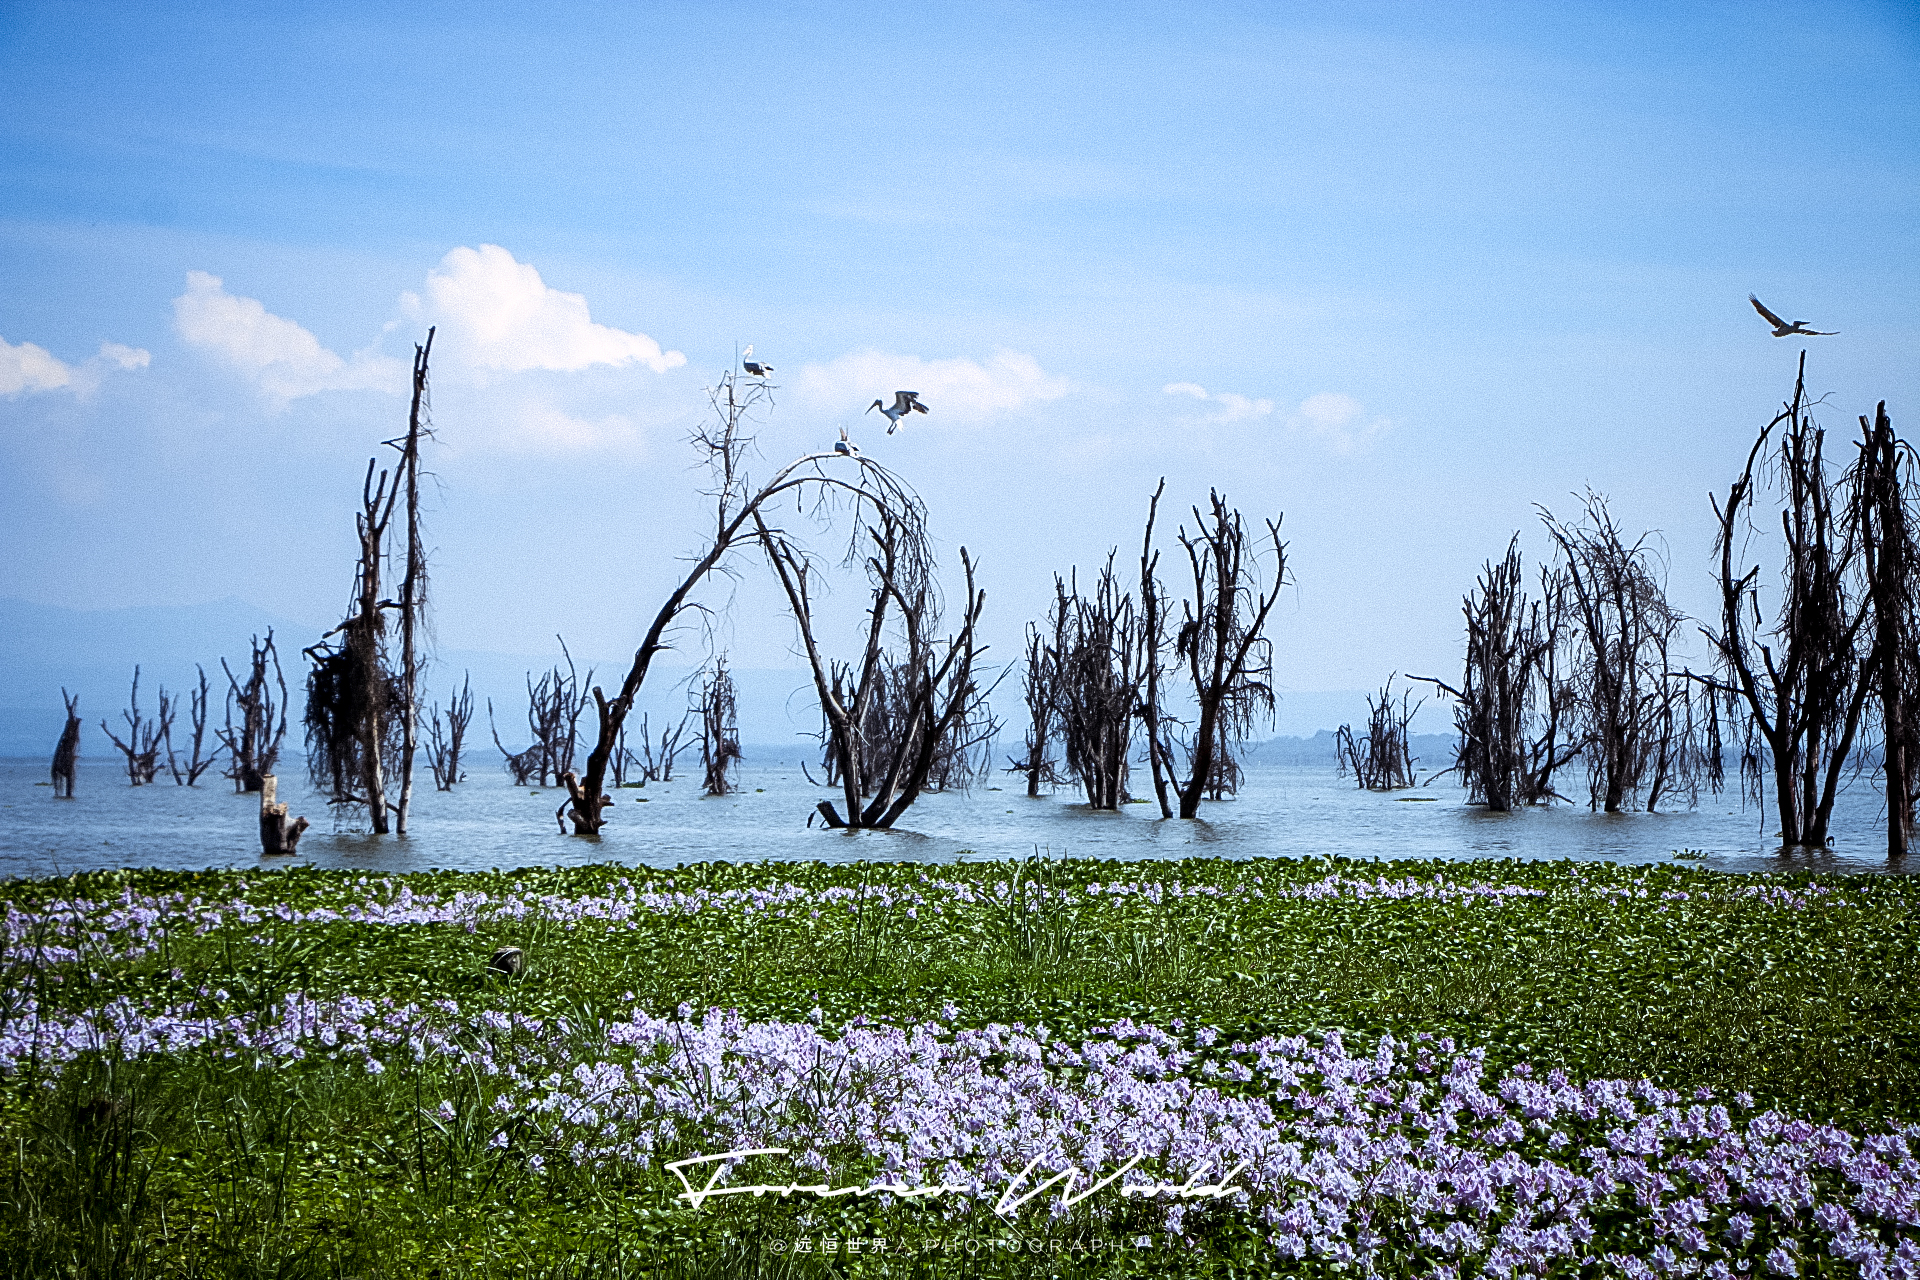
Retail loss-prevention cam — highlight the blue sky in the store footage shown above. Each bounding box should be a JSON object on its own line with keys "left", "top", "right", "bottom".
{"left": 2, "top": 0, "right": 1917, "bottom": 715}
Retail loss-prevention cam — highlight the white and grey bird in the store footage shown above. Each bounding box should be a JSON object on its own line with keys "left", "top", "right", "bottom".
{"left": 741, "top": 345, "right": 774, "bottom": 377}
{"left": 867, "top": 390, "right": 929, "bottom": 433}
{"left": 834, "top": 427, "right": 858, "bottom": 457}
{"left": 1750, "top": 295, "right": 1836, "bottom": 338}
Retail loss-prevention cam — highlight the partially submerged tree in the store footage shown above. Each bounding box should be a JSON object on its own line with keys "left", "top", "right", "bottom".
{"left": 698, "top": 656, "right": 743, "bottom": 796}
{"left": 761, "top": 504, "right": 996, "bottom": 831}
{"left": 1696, "top": 354, "right": 1873, "bottom": 847}
{"left": 1168, "top": 491, "right": 1286, "bottom": 817}
{"left": 1335, "top": 675, "right": 1422, "bottom": 791}
{"left": 220, "top": 632, "right": 287, "bottom": 793}
{"left": 102, "top": 667, "right": 170, "bottom": 785}
{"left": 520, "top": 642, "right": 590, "bottom": 787}
{"left": 1848, "top": 399, "right": 1920, "bottom": 858}
{"left": 1055, "top": 560, "right": 1143, "bottom": 809}
{"left": 51, "top": 690, "right": 80, "bottom": 798}
{"left": 1541, "top": 492, "right": 1708, "bottom": 812}
{"left": 1135, "top": 481, "right": 1180, "bottom": 817}
{"left": 162, "top": 666, "right": 223, "bottom": 786}
{"left": 1005, "top": 602, "right": 1066, "bottom": 797}
{"left": 628, "top": 712, "right": 692, "bottom": 785}
{"left": 489, "top": 701, "right": 541, "bottom": 787}
{"left": 303, "top": 330, "right": 434, "bottom": 834}
{"left": 557, "top": 364, "right": 930, "bottom": 835}
{"left": 1414, "top": 538, "right": 1579, "bottom": 811}
{"left": 425, "top": 673, "right": 474, "bottom": 791}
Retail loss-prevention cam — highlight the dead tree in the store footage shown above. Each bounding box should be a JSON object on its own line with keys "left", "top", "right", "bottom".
{"left": 1414, "top": 538, "right": 1580, "bottom": 811}
{"left": 1696, "top": 354, "right": 1873, "bottom": 847}
{"left": 1336, "top": 675, "right": 1421, "bottom": 790}
{"left": 425, "top": 673, "right": 473, "bottom": 791}
{"left": 489, "top": 700, "right": 541, "bottom": 786}
{"left": 220, "top": 632, "right": 288, "bottom": 792}
{"left": 698, "top": 657, "right": 743, "bottom": 796}
{"left": 1136, "top": 480, "right": 1180, "bottom": 817}
{"left": 302, "top": 330, "right": 434, "bottom": 835}
{"left": 1004, "top": 598, "right": 1066, "bottom": 797}
{"left": 51, "top": 690, "right": 80, "bottom": 798}
{"left": 1055, "top": 559, "right": 1143, "bottom": 809}
{"left": 1168, "top": 491, "right": 1285, "bottom": 818}
{"left": 558, "top": 365, "right": 927, "bottom": 835}
{"left": 163, "top": 666, "right": 222, "bottom": 786}
{"left": 520, "top": 641, "right": 591, "bottom": 786}
{"left": 1541, "top": 492, "right": 1703, "bottom": 812}
{"left": 628, "top": 712, "right": 692, "bottom": 784}
{"left": 102, "top": 667, "right": 170, "bottom": 785}
{"left": 1848, "top": 400, "right": 1920, "bottom": 857}
{"left": 760, "top": 503, "right": 996, "bottom": 831}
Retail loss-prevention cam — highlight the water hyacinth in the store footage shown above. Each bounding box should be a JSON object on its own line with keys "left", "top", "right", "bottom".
{"left": 5, "top": 981, "right": 1916, "bottom": 1277}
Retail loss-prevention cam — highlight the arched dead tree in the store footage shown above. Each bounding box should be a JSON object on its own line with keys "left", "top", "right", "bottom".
{"left": 425, "top": 673, "right": 473, "bottom": 790}
{"left": 1848, "top": 399, "right": 1920, "bottom": 858}
{"left": 302, "top": 330, "right": 434, "bottom": 834}
{"left": 761, "top": 503, "right": 997, "bottom": 831}
{"left": 163, "top": 666, "right": 222, "bottom": 786}
{"left": 1055, "top": 558, "right": 1142, "bottom": 810}
{"left": 1414, "top": 538, "right": 1579, "bottom": 811}
{"left": 1168, "top": 491, "right": 1285, "bottom": 817}
{"left": 51, "top": 690, "right": 80, "bottom": 798}
{"left": 1541, "top": 492, "right": 1707, "bottom": 812}
{"left": 1336, "top": 675, "right": 1421, "bottom": 791}
{"left": 559, "top": 364, "right": 930, "bottom": 835}
{"left": 220, "top": 632, "right": 287, "bottom": 793}
{"left": 698, "top": 656, "right": 743, "bottom": 796}
{"left": 102, "top": 666, "right": 170, "bottom": 785}
{"left": 1695, "top": 353, "right": 1872, "bottom": 847}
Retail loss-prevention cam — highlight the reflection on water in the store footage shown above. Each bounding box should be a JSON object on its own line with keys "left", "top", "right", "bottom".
{"left": 0, "top": 756, "right": 1908, "bottom": 878}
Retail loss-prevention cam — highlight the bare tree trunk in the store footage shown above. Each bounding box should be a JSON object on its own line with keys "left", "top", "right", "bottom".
{"left": 220, "top": 633, "right": 287, "bottom": 792}
{"left": 426, "top": 673, "right": 473, "bottom": 790}
{"left": 699, "top": 656, "right": 743, "bottom": 796}
{"left": 1850, "top": 400, "right": 1919, "bottom": 858}
{"left": 394, "top": 330, "right": 432, "bottom": 835}
{"left": 1134, "top": 480, "right": 1177, "bottom": 819}
{"left": 51, "top": 690, "right": 80, "bottom": 798}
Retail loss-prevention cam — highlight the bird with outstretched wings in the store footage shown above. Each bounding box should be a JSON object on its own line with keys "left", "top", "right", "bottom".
{"left": 1750, "top": 295, "right": 1836, "bottom": 337}
{"left": 867, "top": 390, "right": 929, "bottom": 433}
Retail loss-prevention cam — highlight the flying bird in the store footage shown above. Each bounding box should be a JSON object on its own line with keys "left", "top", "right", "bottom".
{"left": 867, "top": 390, "right": 929, "bottom": 433}
{"left": 834, "top": 427, "right": 858, "bottom": 457}
{"left": 1750, "top": 295, "right": 1836, "bottom": 337}
{"left": 741, "top": 345, "right": 774, "bottom": 377}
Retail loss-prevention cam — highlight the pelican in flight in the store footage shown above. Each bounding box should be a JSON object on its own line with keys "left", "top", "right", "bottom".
{"left": 867, "top": 390, "right": 929, "bottom": 433}
{"left": 834, "top": 427, "right": 858, "bottom": 457}
{"left": 1750, "top": 295, "right": 1836, "bottom": 337}
{"left": 742, "top": 345, "right": 774, "bottom": 377}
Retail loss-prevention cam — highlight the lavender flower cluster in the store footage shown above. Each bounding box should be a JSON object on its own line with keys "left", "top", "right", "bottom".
{"left": 6, "top": 983, "right": 1913, "bottom": 1278}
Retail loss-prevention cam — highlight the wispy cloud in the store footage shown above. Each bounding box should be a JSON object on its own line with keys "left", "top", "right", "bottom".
{"left": 1287, "top": 392, "right": 1390, "bottom": 453}
{"left": 173, "top": 271, "right": 404, "bottom": 402}
{"left": 0, "top": 334, "right": 149, "bottom": 399}
{"left": 795, "top": 348, "right": 1069, "bottom": 424}
{"left": 402, "top": 245, "right": 684, "bottom": 378}
{"left": 1161, "top": 381, "right": 1274, "bottom": 422}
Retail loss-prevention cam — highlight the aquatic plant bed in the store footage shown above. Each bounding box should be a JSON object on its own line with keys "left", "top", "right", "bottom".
{"left": 3, "top": 855, "right": 1918, "bottom": 1277}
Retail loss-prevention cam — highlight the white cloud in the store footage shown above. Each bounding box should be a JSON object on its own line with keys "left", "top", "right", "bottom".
{"left": 173, "top": 271, "right": 405, "bottom": 402}
{"left": 1288, "top": 392, "right": 1391, "bottom": 453}
{"left": 1, "top": 334, "right": 151, "bottom": 398}
{"left": 796, "top": 348, "right": 1070, "bottom": 424}
{"left": 404, "top": 245, "right": 685, "bottom": 376}
{"left": 1161, "top": 381, "right": 1274, "bottom": 422}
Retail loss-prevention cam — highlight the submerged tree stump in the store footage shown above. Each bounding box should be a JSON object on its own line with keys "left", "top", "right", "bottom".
{"left": 51, "top": 690, "right": 80, "bottom": 798}
{"left": 258, "top": 775, "right": 309, "bottom": 855}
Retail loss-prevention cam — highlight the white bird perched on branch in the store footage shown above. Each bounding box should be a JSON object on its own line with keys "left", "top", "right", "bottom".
{"left": 834, "top": 427, "right": 858, "bottom": 457}
{"left": 867, "top": 390, "right": 929, "bottom": 433}
{"left": 741, "top": 345, "right": 774, "bottom": 377}
{"left": 1750, "top": 295, "right": 1836, "bottom": 337}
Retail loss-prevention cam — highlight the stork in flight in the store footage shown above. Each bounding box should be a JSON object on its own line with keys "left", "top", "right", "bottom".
{"left": 742, "top": 345, "right": 774, "bottom": 377}
{"left": 834, "top": 427, "right": 858, "bottom": 457}
{"left": 867, "top": 390, "right": 929, "bottom": 433}
{"left": 1750, "top": 295, "right": 1836, "bottom": 337}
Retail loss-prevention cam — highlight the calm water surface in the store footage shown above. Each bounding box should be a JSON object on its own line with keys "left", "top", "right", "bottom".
{"left": 1, "top": 756, "right": 1908, "bottom": 879}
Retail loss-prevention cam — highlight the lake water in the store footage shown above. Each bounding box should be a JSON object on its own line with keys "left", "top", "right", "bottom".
{"left": 2, "top": 754, "right": 1910, "bottom": 880}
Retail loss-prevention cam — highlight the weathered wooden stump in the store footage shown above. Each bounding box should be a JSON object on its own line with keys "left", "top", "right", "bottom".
{"left": 258, "top": 775, "right": 309, "bottom": 855}
{"left": 487, "top": 946, "right": 524, "bottom": 977}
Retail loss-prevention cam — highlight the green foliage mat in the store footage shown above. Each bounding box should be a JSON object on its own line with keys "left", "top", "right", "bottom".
{"left": 2, "top": 853, "right": 1914, "bottom": 1276}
